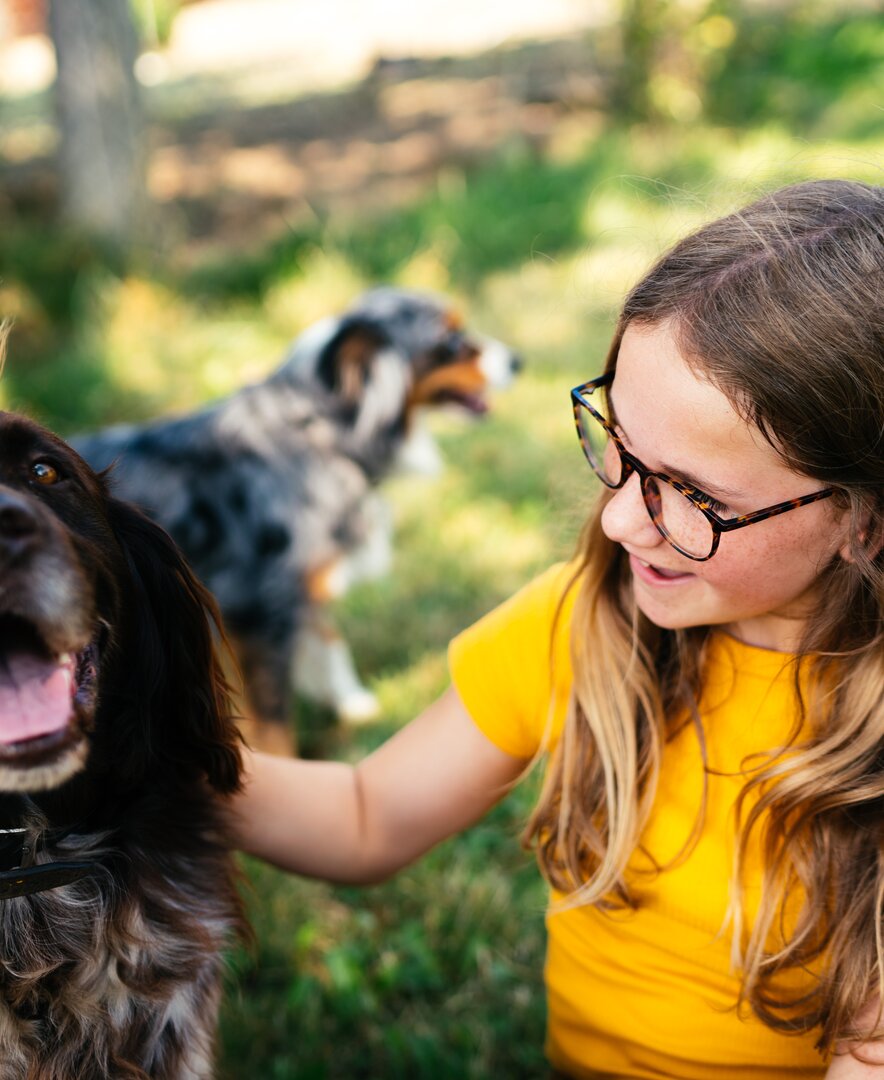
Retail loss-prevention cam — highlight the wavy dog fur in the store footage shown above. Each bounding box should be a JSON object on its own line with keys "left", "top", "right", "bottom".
{"left": 0, "top": 410, "right": 243, "bottom": 1079}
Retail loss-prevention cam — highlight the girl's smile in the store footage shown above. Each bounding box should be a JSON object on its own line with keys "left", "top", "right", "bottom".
{"left": 602, "top": 321, "right": 851, "bottom": 653}
{"left": 628, "top": 553, "right": 695, "bottom": 585}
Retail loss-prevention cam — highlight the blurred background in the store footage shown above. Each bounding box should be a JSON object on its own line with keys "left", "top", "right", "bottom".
{"left": 0, "top": 1, "right": 881, "bottom": 1076}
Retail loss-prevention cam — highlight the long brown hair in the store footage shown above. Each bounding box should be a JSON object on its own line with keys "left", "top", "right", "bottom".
{"left": 525, "top": 180, "right": 884, "bottom": 1050}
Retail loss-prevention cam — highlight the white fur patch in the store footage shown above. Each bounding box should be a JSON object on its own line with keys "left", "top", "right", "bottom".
{"left": 478, "top": 337, "right": 518, "bottom": 388}
{"left": 395, "top": 415, "right": 444, "bottom": 476}
{"left": 292, "top": 624, "right": 380, "bottom": 721}
{"left": 0, "top": 738, "right": 89, "bottom": 792}
{"left": 353, "top": 347, "right": 411, "bottom": 442}
{"left": 342, "top": 494, "right": 393, "bottom": 584}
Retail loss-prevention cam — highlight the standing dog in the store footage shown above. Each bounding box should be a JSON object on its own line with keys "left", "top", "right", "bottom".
{"left": 0, "top": 410, "right": 243, "bottom": 1078}
{"left": 74, "top": 288, "right": 521, "bottom": 754}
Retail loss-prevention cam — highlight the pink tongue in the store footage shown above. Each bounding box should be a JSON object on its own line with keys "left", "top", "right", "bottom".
{"left": 0, "top": 652, "right": 74, "bottom": 745}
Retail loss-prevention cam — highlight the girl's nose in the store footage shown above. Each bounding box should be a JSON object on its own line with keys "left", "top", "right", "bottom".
{"left": 601, "top": 472, "right": 663, "bottom": 549}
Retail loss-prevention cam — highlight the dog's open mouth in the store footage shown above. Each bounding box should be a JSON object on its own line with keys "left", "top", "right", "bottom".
{"left": 429, "top": 388, "right": 489, "bottom": 415}
{"left": 0, "top": 615, "right": 97, "bottom": 765}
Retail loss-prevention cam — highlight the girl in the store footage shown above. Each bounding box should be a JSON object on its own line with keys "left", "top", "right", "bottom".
{"left": 231, "top": 179, "right": 884, "bottom": 1078}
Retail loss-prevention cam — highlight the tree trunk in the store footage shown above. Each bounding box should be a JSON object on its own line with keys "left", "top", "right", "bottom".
{"left": 48, "top": 0, "right": 146, "bottom": 248}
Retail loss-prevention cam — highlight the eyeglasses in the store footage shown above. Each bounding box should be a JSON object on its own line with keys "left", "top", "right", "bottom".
{"left": 571, "top": 373, "right": 835, "bottom": 561}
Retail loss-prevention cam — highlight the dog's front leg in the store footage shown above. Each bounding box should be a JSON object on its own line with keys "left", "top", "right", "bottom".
{"left": 292, "top": 611, "right": 380, "bottom": 725}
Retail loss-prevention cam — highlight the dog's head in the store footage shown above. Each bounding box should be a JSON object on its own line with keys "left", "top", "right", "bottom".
{"left": 0, "top": 413, "right": 241, "bottom": 798}
{"left": 277, "top": 287, "right": 522, "bottom": 473}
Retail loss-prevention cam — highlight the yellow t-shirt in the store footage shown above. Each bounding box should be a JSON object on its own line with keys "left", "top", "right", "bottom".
{"left": 448, "top": 563, "right": 827, "bottom": 1079}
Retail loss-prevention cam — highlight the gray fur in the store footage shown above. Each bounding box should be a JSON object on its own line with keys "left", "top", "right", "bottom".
{"left": 74, "top": 289, "right": 521, "bottom": 735}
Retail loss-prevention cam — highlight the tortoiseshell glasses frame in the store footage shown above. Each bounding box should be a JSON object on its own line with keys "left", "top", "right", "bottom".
{"left": 571, "top": 373, "right": 835, "bottom": 561}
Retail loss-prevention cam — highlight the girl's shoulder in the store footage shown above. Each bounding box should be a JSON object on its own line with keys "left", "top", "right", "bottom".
{"left": 448, "top": 561, "right": 581, "bottom": 758}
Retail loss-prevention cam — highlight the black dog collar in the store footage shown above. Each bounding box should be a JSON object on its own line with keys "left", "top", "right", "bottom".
{"left": 0, "top": 826, "right": 98, "bottom": 899}
{"left": 0, "top": 826, "right": 28, "bottom": 870}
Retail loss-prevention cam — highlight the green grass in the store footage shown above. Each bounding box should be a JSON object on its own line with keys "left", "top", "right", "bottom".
{"left": 0, "top": 30, "right": 882, "bottom": 1074}
{"left": 224, "top": 785, "right": 548, "bottom": 1080}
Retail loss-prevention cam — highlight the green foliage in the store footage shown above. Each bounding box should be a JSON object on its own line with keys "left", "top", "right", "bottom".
{"left": 599, "top": 1, "right": 882, "bottom": 133}
{"left": 706, "top": 8, "right": 884, "bottom": 133}
{"left": 0, "top": 222, "right": 126, "bottom": 328}
{"left": 129, "top": 0, "right": 180, "bottom": 47}
{"left": 180, "top": 225, "right": 321, "bottom": 301}
{"left": 332, "top": 143, "right": 611, "bottom": 287}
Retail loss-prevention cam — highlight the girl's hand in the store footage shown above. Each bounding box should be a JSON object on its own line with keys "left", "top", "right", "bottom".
{"left": 229, "top": 685, "right": 527, "bottom": 883}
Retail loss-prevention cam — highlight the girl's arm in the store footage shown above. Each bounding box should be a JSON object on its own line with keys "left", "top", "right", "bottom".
{"left": 230, "top": 685, "right": 527, "bottom": 884}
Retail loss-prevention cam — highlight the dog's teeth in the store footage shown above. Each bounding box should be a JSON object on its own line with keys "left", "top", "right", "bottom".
{"left": 59, "top": 652, "right": 72, "bottom": 664}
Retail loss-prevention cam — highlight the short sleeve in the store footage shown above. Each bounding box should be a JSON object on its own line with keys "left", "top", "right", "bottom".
{"left": 448, "top": 562, "right": 578, "bottom": 759}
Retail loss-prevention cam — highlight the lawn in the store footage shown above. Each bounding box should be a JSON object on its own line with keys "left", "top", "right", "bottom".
{"left": 0, "top": 5, "right": 881, "bottom": 1074}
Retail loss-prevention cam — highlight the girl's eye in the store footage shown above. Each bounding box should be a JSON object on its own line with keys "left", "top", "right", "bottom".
{"left": 32, "top": 462, "right": 60, "bottom": 486}
{"left": 701, "top": 494, "right": 730, "bottom": 516}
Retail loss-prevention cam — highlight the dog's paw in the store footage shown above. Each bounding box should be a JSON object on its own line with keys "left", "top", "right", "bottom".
{"left": 337, "top": 689, "right": 382, "bottom": 725}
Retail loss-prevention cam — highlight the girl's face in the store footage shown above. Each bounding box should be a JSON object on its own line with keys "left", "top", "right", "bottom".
{"left": 600, "top": 321, "right": 851, "bottom": 652}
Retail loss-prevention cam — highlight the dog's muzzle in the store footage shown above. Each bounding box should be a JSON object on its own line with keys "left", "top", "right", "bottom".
{"left": 0, "top": 490, "right": 99, "bottom": 782}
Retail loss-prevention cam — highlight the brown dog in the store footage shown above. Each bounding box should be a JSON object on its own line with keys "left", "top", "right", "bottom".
{"left": 0, "top": 410, "right": 243, "bottom": 1079}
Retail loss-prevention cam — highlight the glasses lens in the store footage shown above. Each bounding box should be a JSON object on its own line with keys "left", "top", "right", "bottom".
{"left": 576, "top": 399, "right": 623, "bottom": 486}
{"left": 647, "top": 476, "right": 715, "bottom": 559}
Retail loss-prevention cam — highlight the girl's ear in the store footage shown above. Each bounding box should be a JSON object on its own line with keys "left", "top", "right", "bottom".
{"left": 838, "top": 512, "right": 883, "bottom": 564}
{"left": 839, "top": 529, "right": 861, "bottom": 564}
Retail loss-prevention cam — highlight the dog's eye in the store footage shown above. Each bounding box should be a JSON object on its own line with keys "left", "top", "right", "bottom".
{"left": 31, "top": 462, "right": 60, "bottom": 485}
{"left": 432, "top": 335, "right": 466, "bottom": 364}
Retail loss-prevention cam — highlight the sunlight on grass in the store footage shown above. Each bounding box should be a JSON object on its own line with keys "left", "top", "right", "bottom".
{"left": 714, "top": 130, "right": 884, "bottom": 193}
{"left": 263, "top": 247, "right": 369, "bottom": 335}
{"left": 105, "top": 280, "right": 274, "bottom": 401}
{"left": 478, "top": 255, "right": 614, "bottom": 361}
{"left": 373, "top": 651, "right": 449, "bottom": 729}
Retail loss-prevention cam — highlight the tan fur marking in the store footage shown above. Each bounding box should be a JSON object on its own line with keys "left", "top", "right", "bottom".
{"left": 238, "top": 716, "right": 296, "bottom": 757}
{"left": 304, "top": 560, "right": 346, "bottom": 604}
{"left": 336, "top": 331, "right": 377, "bottom": 399}
{"left": 409, "top": 357, "right": 486, "bottom": 406}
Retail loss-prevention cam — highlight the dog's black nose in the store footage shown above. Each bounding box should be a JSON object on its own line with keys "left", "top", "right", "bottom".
{"left": 0, "top": 493, "right": 39, "bottom": 560}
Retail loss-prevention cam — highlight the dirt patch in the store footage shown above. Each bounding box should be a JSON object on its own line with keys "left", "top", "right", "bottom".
{"left": 0, "top": 2, "right": 611, "bottom": 259}
{"left": 147, "top": 40, "right": 607, "bottom": 256}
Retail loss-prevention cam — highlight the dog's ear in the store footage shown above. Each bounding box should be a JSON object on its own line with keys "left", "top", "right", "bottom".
{"left": 317, "top": 315, "right": 411, "bottom": 440}
{"left": 316, "top": 315, "right": 388, "bottom": 402}
{"left": 104, "top": 496, "right": 242, "bottom": 795}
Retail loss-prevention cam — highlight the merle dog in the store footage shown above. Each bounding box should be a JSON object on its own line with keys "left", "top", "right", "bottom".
{"left": 74, "top": 288, "right": 521, "bottom": 754}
